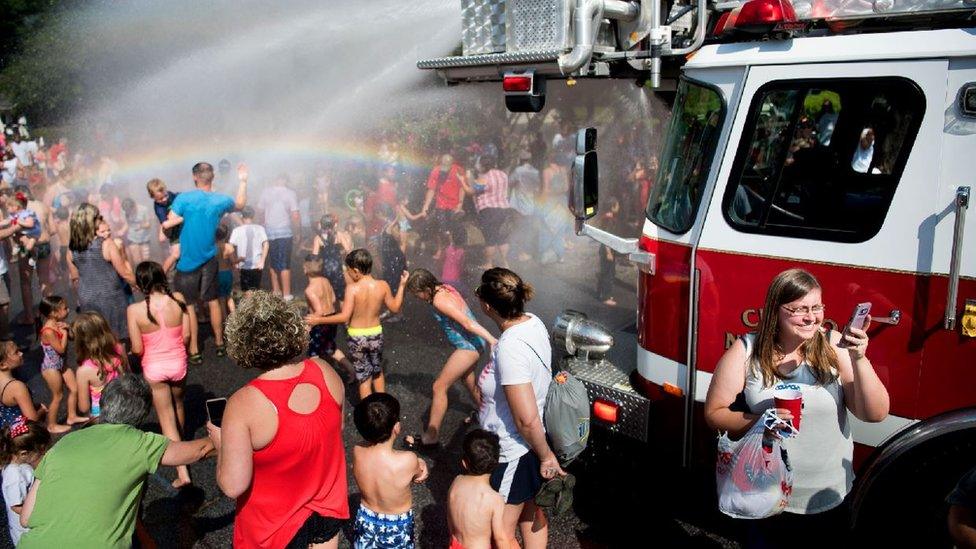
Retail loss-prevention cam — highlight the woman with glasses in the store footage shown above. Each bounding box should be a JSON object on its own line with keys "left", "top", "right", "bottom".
{"left": 704, "top": 268, "right": 889, "bottom": 546}
{"left": 67, "top": 203, "right": 135, "bottom": 339}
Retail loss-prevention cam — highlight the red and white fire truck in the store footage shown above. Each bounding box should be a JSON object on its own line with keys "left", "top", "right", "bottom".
{"left": 420, "top": 0, "right": 975, "bottom": 542}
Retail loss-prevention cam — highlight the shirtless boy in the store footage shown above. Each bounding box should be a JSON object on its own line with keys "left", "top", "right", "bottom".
{"left": 352, "top": 393, "right": 428, "bottom": 549}
{"left": 447, "top": 430, "right": 509, "bottom": 549}
{"left": 303, "top": 255, "right": 356, "bottom": 382}
{"left": 306, "top": 248, "right": 407, "bottom": 399}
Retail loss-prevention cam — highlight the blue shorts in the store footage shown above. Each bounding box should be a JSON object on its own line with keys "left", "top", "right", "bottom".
{"left": 268, "top": 237, "right": 293, "bottom": 272}
{"left": 354, "top": 505, "right": 414, "bottom": 549}
{"left": 309, "top": 324, "right": 337, "bottom": 357}
{"left": 489, "top": 450, "right": 544, "bottom": 505}
{"left": 217, "top": 270, "right": 233, "bottom": 298}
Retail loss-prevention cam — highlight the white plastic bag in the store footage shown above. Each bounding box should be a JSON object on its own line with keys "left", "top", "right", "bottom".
{"left": 716, "top": 409, "right": 794, "bottom": 519}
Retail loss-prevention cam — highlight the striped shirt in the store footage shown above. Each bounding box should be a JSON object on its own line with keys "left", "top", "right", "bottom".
{"left": 474, "top": 169, "right": 510, "bottom": 211}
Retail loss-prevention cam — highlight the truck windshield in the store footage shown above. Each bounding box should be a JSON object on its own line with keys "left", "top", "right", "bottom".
{"left": 646, "top": 79, "right": 724, "bottom": 234}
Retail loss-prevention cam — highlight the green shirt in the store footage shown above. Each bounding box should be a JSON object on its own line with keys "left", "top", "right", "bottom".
{"left": 19, "top": 424, "right": 169, "bottom": 549}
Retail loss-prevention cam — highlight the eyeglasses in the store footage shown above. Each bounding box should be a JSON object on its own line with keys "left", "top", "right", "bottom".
{"left": 781, "top": 304, "right": 825, "bottom": 317}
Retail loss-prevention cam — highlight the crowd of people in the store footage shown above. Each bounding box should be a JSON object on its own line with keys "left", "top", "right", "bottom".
{"left": 0, "top": 116, "right": 601, "bottom": 548}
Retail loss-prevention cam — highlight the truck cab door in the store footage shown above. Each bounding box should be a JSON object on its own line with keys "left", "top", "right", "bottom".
{"left": 695, "top": 59, "right": 948, "bottom": 451}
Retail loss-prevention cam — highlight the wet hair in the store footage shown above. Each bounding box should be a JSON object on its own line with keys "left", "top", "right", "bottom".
{"left": 121, "top": 197, "right": 136, "bottom": 218}
{"left": 406, "top": 268, "right": 440, "bottom": 298}
{"left": 345, "top": 248, "right": 372, "bottom": 275}
{"left": 0, "top": 421, "right": 50, "bottom": 466}
{"left": 353, "top": 392, "right": 400, "bottom": 444}
{"left": 462, "top": 429, "right": 500, "bottom": 475}
{"left": 475, "top": 268, "right": 534, "bottom": 319}
{"left": 241, "top": 206, "right": 255, "bottom": 219}
{"left": 69, "top": 202, "right": 101, "bottom": 252}
{"left": 72, "top": 312, "right": 129, "bottom": 381}
{"left": 224, "top": 291, "right": 307, "bottom": 370}
{"left": 136, "top": 261, "right": 187, "bottom": 325}
{"left": 319, "top": 214, "right": 337, "bottom": 246}
{"left": 99, "top": 375, "right": 152, "bottom": 426}
{"left": 753, "top": 269, "right": 837, "bottom": 388}
{"left": 38, "top": 295, "right": 67, "bottom": 320}
{"left": 216, "top": 224, "right": 229, "bottom": 241}
{"left": 192, "top": 162, "right": 215, "bottom": 185}
{"left": 146, "top": 178, "right": 167, "bottom": 196}
{"left": 0, "top": 340, "right": 15, "bottom": 365}
{"left": 304, "top": 254, "right": 324, "bottom": 277}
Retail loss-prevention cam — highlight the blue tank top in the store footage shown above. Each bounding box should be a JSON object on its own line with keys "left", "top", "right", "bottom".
{"left": 0, "top": 380, "right": 24, "bottom": 428}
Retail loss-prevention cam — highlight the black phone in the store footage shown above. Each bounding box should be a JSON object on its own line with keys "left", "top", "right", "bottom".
{"left": 206, "top": 398, "right": 227, "bottom": 428}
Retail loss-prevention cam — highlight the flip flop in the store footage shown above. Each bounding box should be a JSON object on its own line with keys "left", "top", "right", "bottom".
{"left": 402, "top": 433, "right": 440, "bottom": 452}
{"left": 188, "top": 353, "right": 203, "bottom": 366}
{"left": 554, "top": 474, "right": 576, "bottom": 515}
{"left": 215, "top": 345, "right": 227, "bottom": 358}
{"left": 534, "top": 477, "right": 564, "bottom": 509}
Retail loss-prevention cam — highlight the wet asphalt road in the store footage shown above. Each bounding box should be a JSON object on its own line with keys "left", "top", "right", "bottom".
{"left": 1, "top": 236, "right": 742, "bottom": 548}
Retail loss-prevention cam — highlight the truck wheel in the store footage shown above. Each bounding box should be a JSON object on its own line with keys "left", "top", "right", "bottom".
{"left": 854, "top": 429, "right": 976, "bottom": 547}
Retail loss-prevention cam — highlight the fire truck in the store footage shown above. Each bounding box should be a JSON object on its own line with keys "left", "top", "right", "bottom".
{"left": 419, "top": 0, "right": 975, "bottom": 543}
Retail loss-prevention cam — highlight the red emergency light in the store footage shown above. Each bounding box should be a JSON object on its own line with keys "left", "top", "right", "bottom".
{"left": 732, "top": 0, "right": 797, "bottom": 33}
{"left": 592, "top": 399, "right": 620, "bottom": 425}
{"left": 503, "top": 73, "right": 534, "bottom": 93}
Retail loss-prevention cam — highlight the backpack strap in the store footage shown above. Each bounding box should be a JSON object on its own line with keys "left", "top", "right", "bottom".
{"left": 519, "top": 338, "right": 553, "bottom": 377}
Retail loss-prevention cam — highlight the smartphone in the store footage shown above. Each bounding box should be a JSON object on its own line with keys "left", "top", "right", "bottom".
{"left": 206, "top": 398, "right": 228, "bottom": 428}
{"left": 839, "top": 302, "right": 872, "bottom": 347}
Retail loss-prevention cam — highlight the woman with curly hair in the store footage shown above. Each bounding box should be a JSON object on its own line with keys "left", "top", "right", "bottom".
{"left": 207, "top": 291, "right": 349, "bottom": 549}
{"left": 67, "top": 202, "right": 134, "bottom": 339}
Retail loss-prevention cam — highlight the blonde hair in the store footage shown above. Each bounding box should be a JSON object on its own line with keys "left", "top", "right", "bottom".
{"left": 146, "top": 178, "right": 167, "bottom": 196}
{"left": 753, "top": 269, "right": 838, "bottom": 388}
{"left": 69, "top": 202, "right": 100, "bottom": 252}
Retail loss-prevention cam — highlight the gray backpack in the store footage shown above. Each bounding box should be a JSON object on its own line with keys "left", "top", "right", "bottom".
{"left": 522, "top": 341, "right": 591, "bottom": 465}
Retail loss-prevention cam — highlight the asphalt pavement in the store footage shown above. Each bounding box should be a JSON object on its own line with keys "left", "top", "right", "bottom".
{"left": 0, "top": 235, "right": 742, "bottom": 548}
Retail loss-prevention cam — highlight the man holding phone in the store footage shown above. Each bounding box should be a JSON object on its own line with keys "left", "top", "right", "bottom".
{"left": 17, "top": 376, "right": 215, "bottom": 548}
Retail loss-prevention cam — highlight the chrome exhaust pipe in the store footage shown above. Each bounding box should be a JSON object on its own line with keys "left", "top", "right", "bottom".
{"left": 559, "top": 0, "right": 639, "bottom": 75}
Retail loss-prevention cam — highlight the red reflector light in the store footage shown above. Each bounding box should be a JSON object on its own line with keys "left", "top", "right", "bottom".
{"left": 503, "top": 75, "right": 533, "bottom": 93}
{"left": 732, "top": 0, "right": 796, "bottom": 32}
{"left": 593, "top": 399, "right": 620, "bottom": 424}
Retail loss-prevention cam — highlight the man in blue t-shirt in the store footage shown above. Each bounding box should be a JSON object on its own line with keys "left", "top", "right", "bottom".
{"left": 162, "top": 162, "right": 247, "bottom": 363}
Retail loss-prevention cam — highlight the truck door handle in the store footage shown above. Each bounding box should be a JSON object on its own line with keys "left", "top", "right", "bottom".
{"left": 945, "top": 186, "right": 970, "bottom": 331}
{"left": 872, "top": 310, "right": 901, "bottom": 326}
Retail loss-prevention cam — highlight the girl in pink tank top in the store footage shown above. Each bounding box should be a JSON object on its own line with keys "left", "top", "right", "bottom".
{"left": 127, "top": 261, "right": 192, "bottom": 488}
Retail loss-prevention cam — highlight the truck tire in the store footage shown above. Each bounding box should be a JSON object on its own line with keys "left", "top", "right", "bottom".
{"left": 854, "top": 429, "right": 976, "bottom": 547}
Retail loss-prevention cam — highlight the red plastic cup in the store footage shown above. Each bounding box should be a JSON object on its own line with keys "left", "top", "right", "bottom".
{"left": 773, "top": 388, "right": 803, "bottom": 431}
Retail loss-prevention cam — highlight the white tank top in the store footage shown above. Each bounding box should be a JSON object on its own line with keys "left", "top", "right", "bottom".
{"left": 741, "top": 333, "right": 854, "bottom": 514}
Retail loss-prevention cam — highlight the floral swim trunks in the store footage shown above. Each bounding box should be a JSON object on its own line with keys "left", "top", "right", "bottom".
{"left": 347, "top": 326, "right": 383, "bottom": 382}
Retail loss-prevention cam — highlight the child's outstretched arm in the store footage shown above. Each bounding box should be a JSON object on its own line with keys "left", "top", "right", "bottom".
{"left": 308, "top": 285, "right": 355, "bottom": 326}
{"left": 161, "top": 211, "right": 184, "bottom": 230}
{"left": 384, "top": 271, "right": 409, "bottom": 313}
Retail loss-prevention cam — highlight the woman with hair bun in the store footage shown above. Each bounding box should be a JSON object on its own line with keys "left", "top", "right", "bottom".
{"left": 474, "top": 267, "right": 565, "bottom": 549}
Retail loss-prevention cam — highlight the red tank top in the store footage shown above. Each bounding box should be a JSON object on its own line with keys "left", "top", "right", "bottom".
{"left": 233, "top": 360, "right": 349, "bottom": 548}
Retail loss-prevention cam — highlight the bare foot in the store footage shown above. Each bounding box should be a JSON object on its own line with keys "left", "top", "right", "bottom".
{"left": 172, "top": 477, "right": 192, "bottom": 489}
{"left": 603, "top": 298, "right": 617, "bottom": 306}
{"left": 67, "top": 416, "right": 92, "bottom": 425}
{"left": 47, "top": 423, "right": 72, "bottom": 434}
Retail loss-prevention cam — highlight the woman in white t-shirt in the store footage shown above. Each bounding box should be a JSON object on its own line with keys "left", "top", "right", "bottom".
{"left": 475, "top": 267, "right": 565, "bottom": 549}
{"left": 704, "top": 268, "right": 889, "bottom": 546}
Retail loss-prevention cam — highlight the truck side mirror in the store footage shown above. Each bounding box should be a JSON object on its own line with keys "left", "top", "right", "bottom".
{"left": 570, "top": 150, "right": 598, "bottom": 221}
{"left": 576, "top": 127, "right": 597, "bottom": 154}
